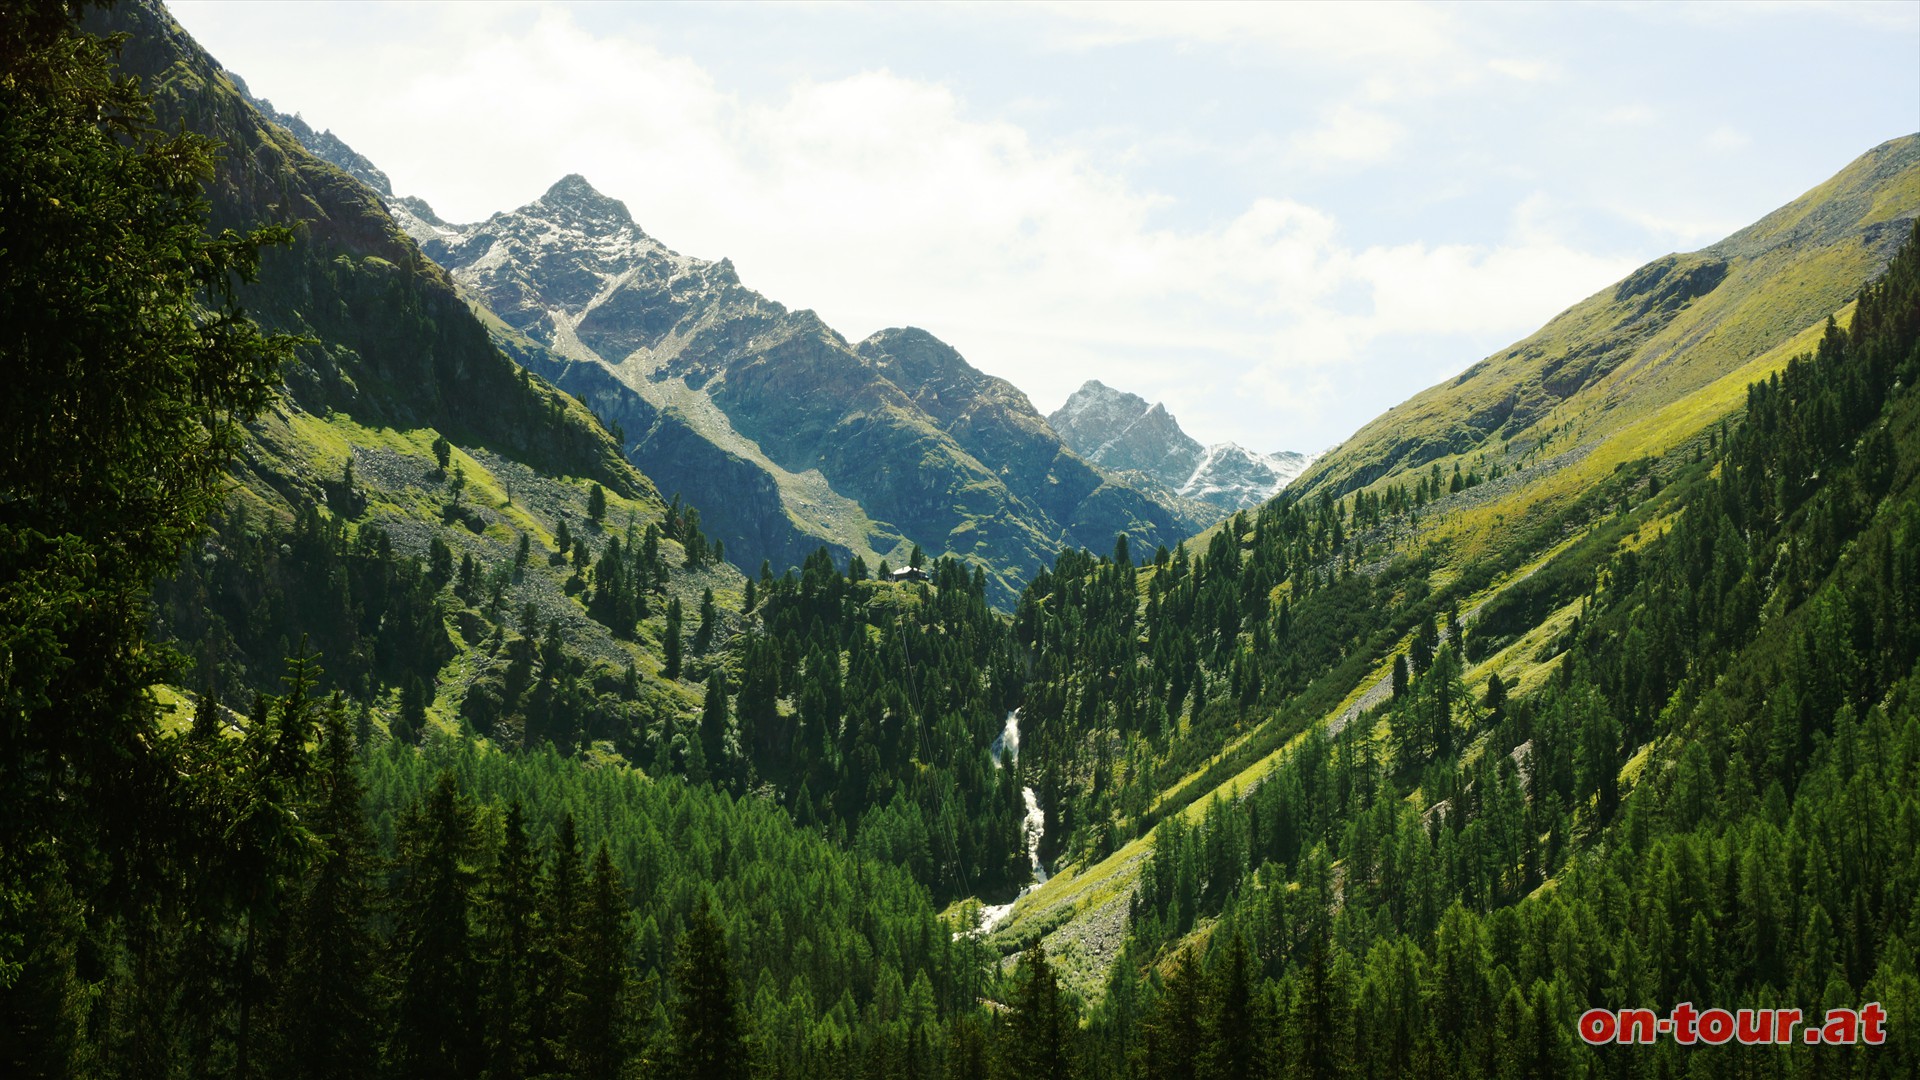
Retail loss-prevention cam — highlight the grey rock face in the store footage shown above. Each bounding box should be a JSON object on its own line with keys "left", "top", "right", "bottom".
{"left": 1048, "top": 381, "right": 1310, "bottom": 515}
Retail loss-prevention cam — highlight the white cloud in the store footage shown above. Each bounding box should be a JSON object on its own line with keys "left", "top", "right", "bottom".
{"left": 1290, "top": 105, "right": 1405, "bottom": 168}
{"left": 1037, "top": 0, "right": 1459, "bottom": 64}
{"left": 1354, "top": 242, "right": 1635, "bottom": 340}
{"left": 1606, "top": 205, "right": 1745, "bottom": 249}
{"left": 1487, "top": 57, "right": 1556, "bottom": 82}
{"left": 1706, "top": 125, "right": 1751, "bottom": 151}
{"left": 166, "top": 1, "right": 1699, "bottom": 451}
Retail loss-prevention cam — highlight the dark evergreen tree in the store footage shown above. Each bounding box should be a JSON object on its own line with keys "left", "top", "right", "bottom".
{"left": 1200, "top": 934, "right": 1257, "bottom": 1080}
{"left": 701, "top": 671, "right": 731, "bottom": 780}
{"left": 389, "top": 773, "right": 482, "bottom": 1080}
{"left": 0, "top": 4, "right": 292, "bottom": 1062}
{"left": 693, "top": 587, "right": 717, "bottom": 654}
{"left": 1133, "top": 947, "right": 1202, "bottom": 1080}
{"left": 997, "top": 943, "right": 1072, "bottom": 1080}
{"left": 479, "top": 803, "right": 539, "bottom": 1080}
{"left": 566, "top": 845, "right": 637, "bottom": 1080}
{"left": 266, "top": 698, "right": 379, "bottom": 1080}
{"left": 668, "top": 897, "right": 747, "bottom": 1080}
{"left": 532, "top": 815, "right": 585, "bottom": 1075}
{"left": 664, "top": 597, "right": 685, "bottom": 681}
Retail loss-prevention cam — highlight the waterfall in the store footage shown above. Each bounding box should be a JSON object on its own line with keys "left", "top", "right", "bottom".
{"left": 972, "top": 709, "right": 1046, "bottom": 934}
{"left": 989, "top": 708, "right": 1020, "bottom": 766}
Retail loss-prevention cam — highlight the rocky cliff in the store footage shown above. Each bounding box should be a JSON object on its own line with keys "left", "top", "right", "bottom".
{"left": 1048, "top": 380, "right": 1310, "bottom": 515}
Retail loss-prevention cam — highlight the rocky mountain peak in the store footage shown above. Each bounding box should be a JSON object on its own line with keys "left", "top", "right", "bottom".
{"left": 1051, "top": 382, "right": 1203, "bottom": 477}
{"left": 859, "top": 327, "right": 980, "bottom": 387}
{"left": 1047, "top": 381, "right": 1307, "bottom": 515}
{"left": 531, "top": 173, "right": 638, "bottom": 233}
{"left": 1063, "top": 379, "right": 1145, "bottom": 417}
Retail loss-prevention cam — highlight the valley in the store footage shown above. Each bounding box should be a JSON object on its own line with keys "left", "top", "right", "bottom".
{"left": 4, "top": 2, "right": 1918, "bottom": 1078}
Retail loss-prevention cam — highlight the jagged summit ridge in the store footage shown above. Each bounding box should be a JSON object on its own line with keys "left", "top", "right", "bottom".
{"left": 529, "top": 173, "right": 645, "bottom": 236}
{"left": 384, "top": 175, "right": 743, "bottom": 356}
{"left": 223, "top": 71, "right": 396, "bottom": 198}
{"left": 1047, "top": 380, "right": 1308, "bottom": 515}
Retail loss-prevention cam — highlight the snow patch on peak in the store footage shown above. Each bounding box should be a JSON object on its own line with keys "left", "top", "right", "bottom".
{"left": 387, "top": 196, "right": 467, "bottom": 255}
{"left": 1175, "top": 442, "right": 1311, "bottom": 505}
{"left": 1049, "top": 379, "right": 1310, "bottom": 515}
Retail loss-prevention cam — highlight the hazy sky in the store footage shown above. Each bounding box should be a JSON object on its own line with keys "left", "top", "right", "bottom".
{"left": 170, "top": 1, "right": 1919, "bottom": 454}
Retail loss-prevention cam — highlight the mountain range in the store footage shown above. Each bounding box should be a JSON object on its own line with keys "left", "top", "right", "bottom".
{"left": 1047, "top": 379, "right": 1312, "bottom": 514}
{"left": 369, "top": 172, "right": 1208, "bottom": 602}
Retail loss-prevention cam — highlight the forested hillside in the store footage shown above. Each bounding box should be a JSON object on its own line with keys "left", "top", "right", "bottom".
{"left": 723, "top": 552, "right": 1029, "bottom": 899}
{"left": 990, "top": 227, "right": 1920, "bottom": 1076}
{"left": 984, "top": 140, "right": 1919, "bottom": 995}
{"left": 1102, "top": 229, "right": 1920, "bottom": 1071}
{"left": 85, "top": 0, "right": 770, "bottom": 773}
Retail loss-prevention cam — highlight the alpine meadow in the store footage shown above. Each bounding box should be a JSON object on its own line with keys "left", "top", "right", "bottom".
{"left": 6, "top": 2, "right": 1920, "bottom": 1078}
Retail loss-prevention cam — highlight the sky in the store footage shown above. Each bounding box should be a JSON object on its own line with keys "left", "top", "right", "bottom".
{"left": 169, "top": 1, "right": 1919, "bottom": 455}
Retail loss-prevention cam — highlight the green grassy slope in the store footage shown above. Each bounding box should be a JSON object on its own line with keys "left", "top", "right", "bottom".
{"left": 1294, "top": 135, "right": 1918, "bottom": 562}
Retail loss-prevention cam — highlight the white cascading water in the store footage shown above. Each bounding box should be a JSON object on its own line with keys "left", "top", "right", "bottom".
{"left": 974, "top": 709, "right": 1046, "bottom": 934}
{"left": 989, "top": 708, "right": 1020, "bottom": 763}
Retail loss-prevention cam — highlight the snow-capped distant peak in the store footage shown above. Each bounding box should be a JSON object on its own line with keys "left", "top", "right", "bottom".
{"left": 1048, "top": 381, "right": 1309, "bottom": 515}
{"left": 1176, "top": 442, "right": 1311, "bottom": 504}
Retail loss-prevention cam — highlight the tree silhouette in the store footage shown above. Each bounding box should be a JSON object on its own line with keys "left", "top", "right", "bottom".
{"left": 669, "top": 897, "right": 747, "bottom": 1080}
